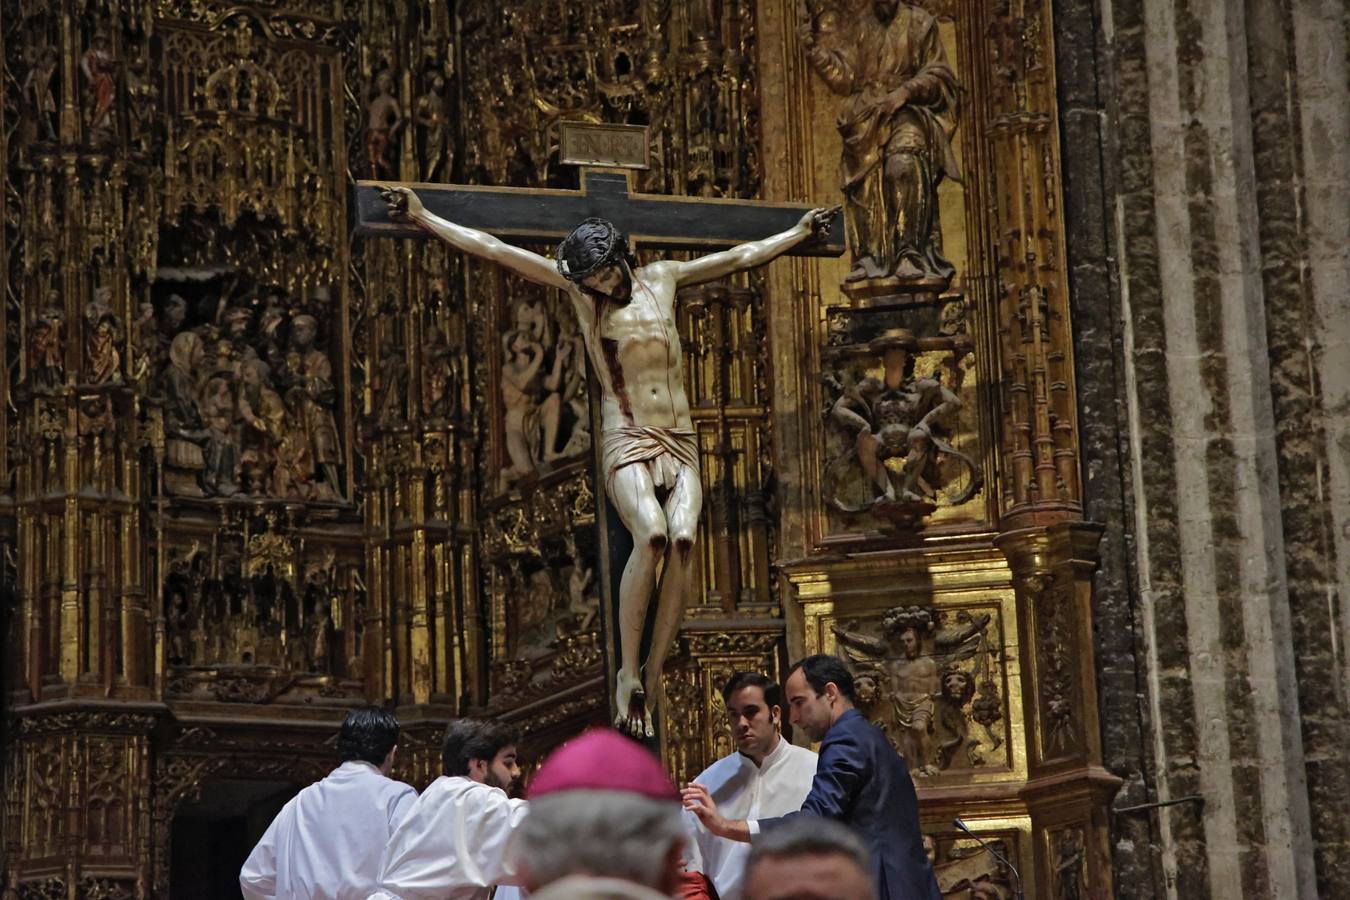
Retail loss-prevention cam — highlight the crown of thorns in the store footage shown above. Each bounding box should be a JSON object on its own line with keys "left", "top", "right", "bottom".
{"left": 555, "top": 218, "right": 630, "bottom": 282}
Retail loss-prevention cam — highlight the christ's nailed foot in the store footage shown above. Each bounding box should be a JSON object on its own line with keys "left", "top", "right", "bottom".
{"left": 615, "top": 688, "right": 654, "bottom": 739}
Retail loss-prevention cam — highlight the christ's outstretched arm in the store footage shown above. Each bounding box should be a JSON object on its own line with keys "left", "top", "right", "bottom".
{"left": 669, "top": 205, "right": 840, "bottom": 287}
{"left": 381, "top": 186, "right": 572, "bottom": 291}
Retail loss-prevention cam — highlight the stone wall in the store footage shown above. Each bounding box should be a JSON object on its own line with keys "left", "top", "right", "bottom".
{"left": 1052, "top": 0, "right": 1350, "bottom": 896}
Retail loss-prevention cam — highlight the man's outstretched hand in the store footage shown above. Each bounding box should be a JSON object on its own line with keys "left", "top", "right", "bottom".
{"left": 683, "top": 783, "right": 730, "bottom": 837}
{"left": 379, "top": 185, "right": 424, "bottom": 223}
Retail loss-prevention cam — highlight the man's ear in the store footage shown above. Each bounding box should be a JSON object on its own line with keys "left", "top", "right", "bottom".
{"left": 770, "top": 705, "right": 782, "bottom": 727}
{"left": 382, "top": 744, "right": 399, "bottom": 772}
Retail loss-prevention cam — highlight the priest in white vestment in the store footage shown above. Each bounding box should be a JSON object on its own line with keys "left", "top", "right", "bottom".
{"left": 369, "top": 719, "right": 527, "bottom": 900}
{"left": 683, "top": 673, "right": 816, "bottom": 900}
{"left": 240, "top": 707, "right": 417, "bottom": 900}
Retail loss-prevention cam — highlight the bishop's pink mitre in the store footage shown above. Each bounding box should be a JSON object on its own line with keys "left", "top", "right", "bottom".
{"left": 527, "top": 728, "right": 679, "bottom": 802}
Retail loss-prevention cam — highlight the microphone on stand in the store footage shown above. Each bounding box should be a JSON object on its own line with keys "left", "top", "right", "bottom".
{"left": 952, "top": 817, "right": 1025, "bottom": 900}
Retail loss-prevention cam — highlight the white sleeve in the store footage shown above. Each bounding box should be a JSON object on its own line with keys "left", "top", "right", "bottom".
{"left": 388, "top": 785, "right": 418, "bottom": 830}
{"left": 747, "top": 819, "right": 761, "bottom": 836}
{"left": 239, "top": 806, "right": 284, "bottom": 900}
{"left": 681, "top": 809, "right": 707, "bottom": 874}
{"left": 480, "top": 795, "right": 531, "bottom": 887}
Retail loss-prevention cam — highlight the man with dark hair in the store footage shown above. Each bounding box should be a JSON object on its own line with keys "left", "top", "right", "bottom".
{"left": 742, "top": 818, "right": 874, "bottom": 900}
{"left": 681, "top": 672, "right": 817, "bottom": 900}
{"left": 384, "top": 184, "right": 836, "bottom": 738}
{"left": 684, "top": 654, "right": 940, "bottom": 900}
{"left": 370, "top": 719, "right": 527, "bottom": 900}
{"left": 240, "top": 707, "right": 415, "bottom": 899}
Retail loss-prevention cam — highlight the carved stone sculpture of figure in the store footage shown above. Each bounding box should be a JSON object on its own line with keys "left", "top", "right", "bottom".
{"left": 375, "top": 330, "right": 409, "bottom": 428}
{"left": 512, "top": 295, "right": 550, "bottom": 345}
{"left": 237, "top": 358, "right": 287, "bottom": 494}
{"left": 161, "top": 293, "right": 188, "bottom": 335}
{"left": 555, "top": 315, "right": 591, "bottom": 458}
{"left": 384, "top": 184, "right": 836, "bottom": 737}
{"left": 288, "top": 315, "right": 343, "bottom": 499}
{"left": 81, "top": 33, "right": 117, "bottom": 139}
{"left": 130, "top": 302, "right": 158, "bottom": 383}
{"left": 825, "top": 329, "right": 978, "bottom": 517}
{"left": 934, "top": 664, "right": 976, "bottom": 769}
{"left": 567, "top": 561, "right": 597, "bottom": 630}
{"left": 414, "top": 72, "right": 451, "bottom": 181}
{"left": 365, "top": 71, "right": 402, "bottom": 179}
{"left": 802, "top": 0, "right": 960, "bottom": 287}
{"left": 889, "top": 625, "right": 940, "bottom": 773}
{"left": 125, "top": 54, "right": 157, "bottom": 153}
{"left": 537, "top": 330, "right": 568, "bottom": 464}
{"left": 167, "top": 589, "right": 190, "bottom": 665}
{"left": 199, "top": 376, "right": 240, "bottom": 496}
{"left": 421, "top": 328, "right": 457, "bottom": 419}
{"left": 161, "top": 331, "right": 208, "bottom": 496}
{"left": 499, "top": 328, "right": 546, "bottom": 486}
{"left": 28, "top": 296, "right": 65, "bottom": 393}
{"left": 311, "top": 600, "right": 334, "bottom": 674}
{"left": 258, "top": 292, "right": 288, "bottom": 363}
{"left": 84, "top": 291, "right": 122, "bottom": 385}
{"left": 24, "top": 46, "right": 59, "bottom": 142}
{"left": 274, "top": 354, "right": 316, "bottom": 499}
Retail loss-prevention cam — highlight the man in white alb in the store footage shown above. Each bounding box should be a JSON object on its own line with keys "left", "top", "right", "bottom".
{"left": 240, "top": 707, "right": 417, "bottom": 900}
{"left": 369, "top": 719, "right": 527, "bottom": 900}
{"left": 683, "top": 672, "right": 818, "bottom": 900}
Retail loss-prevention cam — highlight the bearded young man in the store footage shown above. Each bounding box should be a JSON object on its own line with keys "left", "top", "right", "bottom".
{"left": 682, "top": 672, "right": 817, "bottom": 900}
{"left": 683, "top": 655, "right": 941, "bottom": 900}
{"left": 368, "top": 719, "right": 527, "bottom": 900}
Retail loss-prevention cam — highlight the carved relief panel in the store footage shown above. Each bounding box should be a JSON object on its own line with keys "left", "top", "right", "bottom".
{"left": 159, "top": 510, "right": 367, "bottom": 703}
{"left": 792, "top": 553, "right": 1025, "bottom": 786}
{"left": 833, "top": 601, "right": 1010, "bottom": 777}
{"left": 788, "top": 0, "right": 996, "bottom": 545}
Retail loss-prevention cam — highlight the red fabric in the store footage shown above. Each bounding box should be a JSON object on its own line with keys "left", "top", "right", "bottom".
{"left": 527, "top": 729, "right": 679, "bottom": 802}
{"left": 675, "top": 871, "right": 718, "bottom": 900}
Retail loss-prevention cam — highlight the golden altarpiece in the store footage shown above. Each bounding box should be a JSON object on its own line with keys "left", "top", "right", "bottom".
{"left": 0, "top": 0, "right": 1115, "bottom": 897}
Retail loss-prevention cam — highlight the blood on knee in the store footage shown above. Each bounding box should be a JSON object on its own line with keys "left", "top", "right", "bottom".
{"left": 674, "top": 535, "right": 694, "bottom": 560}
{"left": 647, "top": 532, "right": 668, "bottom": 555}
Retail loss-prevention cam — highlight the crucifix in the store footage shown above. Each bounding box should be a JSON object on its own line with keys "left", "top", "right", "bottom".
{"left": 356, "top": 122, "right": 841, "bottom": 740}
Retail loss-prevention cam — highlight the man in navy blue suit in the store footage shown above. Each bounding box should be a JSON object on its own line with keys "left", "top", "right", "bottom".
{"left": 683, "top": 654, "right": 941, "bottom": 900}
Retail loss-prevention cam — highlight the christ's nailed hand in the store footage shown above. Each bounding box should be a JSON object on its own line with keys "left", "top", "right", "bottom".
{"left": 379, "top": 185, "right": 423, "bottom": 222}
{"left": 800, "top": 204, "right": 842, "bottom": 240}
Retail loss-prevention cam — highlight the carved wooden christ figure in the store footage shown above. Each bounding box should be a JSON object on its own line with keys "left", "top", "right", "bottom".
{"left": 383, "top": 185, "right": 836, "bottom": 736}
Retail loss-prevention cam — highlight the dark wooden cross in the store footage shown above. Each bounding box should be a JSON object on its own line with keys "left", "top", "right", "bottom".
{"left": 355, "top": 175, "right": 842, "bottom": 255}
{"left": 353, "top": 123, "right": 842, "bottom": 745}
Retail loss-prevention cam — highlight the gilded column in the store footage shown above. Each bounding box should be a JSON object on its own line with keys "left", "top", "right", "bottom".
{"left": 971, "top": 0, "right": 1120, "bottom": 894}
